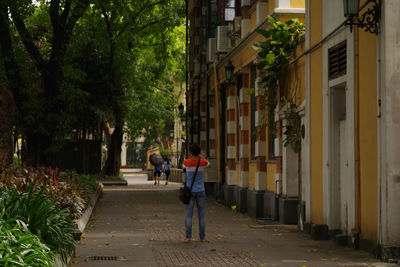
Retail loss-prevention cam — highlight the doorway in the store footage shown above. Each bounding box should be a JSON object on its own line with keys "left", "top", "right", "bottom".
{"left": 329, "top": 85, "right": 348, "bottom": 232}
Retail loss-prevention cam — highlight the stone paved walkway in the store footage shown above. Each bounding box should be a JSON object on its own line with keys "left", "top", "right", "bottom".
{"left": 71, "top": 174, "right": 392, "bottom": 267}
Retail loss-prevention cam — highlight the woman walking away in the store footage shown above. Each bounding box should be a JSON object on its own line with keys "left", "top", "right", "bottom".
{"left": 182, "top": 144, "right": 210, "bottom": 243}
{"left": 154, "top": 164, "right": 163, "bottom": 185}
{"left": 163, "top": 158, "right": 173, "bottom": 185}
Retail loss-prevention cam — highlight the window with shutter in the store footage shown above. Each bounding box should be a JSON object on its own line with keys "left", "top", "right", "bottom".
{"left": 328, "top": 41, "right": 347, "bottom": 80}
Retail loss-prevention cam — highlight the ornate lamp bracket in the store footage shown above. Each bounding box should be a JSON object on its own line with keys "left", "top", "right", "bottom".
{"left": 345, "top": 0, "right": 380, "bottom": 35}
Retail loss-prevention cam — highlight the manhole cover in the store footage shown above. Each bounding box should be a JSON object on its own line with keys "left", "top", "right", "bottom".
{"left": 87, "top": 256, "right": 119, "bottom": 261}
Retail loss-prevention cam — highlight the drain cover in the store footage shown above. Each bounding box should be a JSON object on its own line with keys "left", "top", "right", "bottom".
{"left": 88, "top": 256, "right": 119, "bottom": 261}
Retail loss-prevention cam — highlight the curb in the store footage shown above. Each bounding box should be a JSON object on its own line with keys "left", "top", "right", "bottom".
{"left": 53, "top": 184, "right": 103, "bottom": 267}
{"left": 75, "top": 184, "right": 103, "bottom": 235}
{"left": 99, "top": 180, "right": 128, "bottom": 186}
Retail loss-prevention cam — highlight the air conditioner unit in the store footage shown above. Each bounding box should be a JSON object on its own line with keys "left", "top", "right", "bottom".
{"left": 241, "top": 0, "right": 251, "bottom": 7}
{"left": 208, "top": 38, "right": 217, "bottom": 63}
{"left": 216, "top": 25, "right": 231, "bottom": 53}
{"left": 234, "top": 16, "right": 241, "bottom": 33}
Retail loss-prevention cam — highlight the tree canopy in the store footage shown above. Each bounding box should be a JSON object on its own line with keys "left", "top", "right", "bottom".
{"left": 0, "top": 0, "right": 186, "bottom": 174}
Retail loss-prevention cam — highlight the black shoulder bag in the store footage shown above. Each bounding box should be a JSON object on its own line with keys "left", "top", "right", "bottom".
{"left": 179, "top": 159, "right": 201, "bottom": 204}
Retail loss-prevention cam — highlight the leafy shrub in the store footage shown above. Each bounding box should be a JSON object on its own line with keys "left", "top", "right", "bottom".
{"left": 0, "top": 167, "right": 99, "bottom": 219}
{"left": 0, "top": 188, "right": 75, "bottom": 263}
{"left": 0, "top": 218, "right": 55, "bottom": 266}
{"left": 75, "top": 173, "right": 99, "bottom": 194}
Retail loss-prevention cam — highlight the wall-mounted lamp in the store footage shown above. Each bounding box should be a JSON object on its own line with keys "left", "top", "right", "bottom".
{"left": 343, "top": 0, "right": 380, "bottom": 34}
{"left": 225, "top": 60, "right": 235, "bottom": 84}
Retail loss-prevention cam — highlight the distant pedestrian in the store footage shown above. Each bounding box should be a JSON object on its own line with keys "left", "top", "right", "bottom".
{"left": 182, "top": 144, "right": 210, "bottom": 243}
{"left": 149, "top": 153, "right": 164, "bottom": 185}
{"left": 163, "top": 158, "right": 173, "bottom": 185}
{"left": 154, "top": 164, "right": 163, "bottom": 185}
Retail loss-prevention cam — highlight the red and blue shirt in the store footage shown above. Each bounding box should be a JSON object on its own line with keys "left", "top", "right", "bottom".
{"left": 183, "top": 158, "right": 210, "bottom": 192}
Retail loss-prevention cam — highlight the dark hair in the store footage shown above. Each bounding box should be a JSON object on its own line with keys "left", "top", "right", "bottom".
{"left": 190, "top": 143, "right": 201, "bottom": 156}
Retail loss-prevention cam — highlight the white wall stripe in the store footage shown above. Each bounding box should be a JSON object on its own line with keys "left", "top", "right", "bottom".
{"left": 240, "top": 144, "right": 249, "bottom": 158}
{"left": 227, "top": 121, "right": 236, "bottom": 134}
{"left": 240, "top": 171, "right": 249, "bottom": 188}
{"left": 227, "top": 170, "right": 236, "bottom": 185}
{"left": 209, "top": 129, "right": 215, "bottom": 139}
{"left": 239, "top": 116, "right": 249, "bottom": 131}
{"left": 255, "top": 141, "right": 266, "bottom": 157}
{"left": 255, "top": 172, "right": 267, "bottom": 191}
{"left": 227, "top": 146, "right": 236, "bottom": 159}
{"left": 209, "top": 107, "right": 215, "bottom": 118}
{"left": 227, "top": 96, "right": 236, "bottom": 110}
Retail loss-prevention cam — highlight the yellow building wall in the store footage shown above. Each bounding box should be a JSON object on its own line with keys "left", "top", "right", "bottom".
{"left": 290, "top": 0, "right": 305, "bottom": 8}
{"left": 282, "top": 40, "right": 306, "bottom": 106}
{"left": 267, "top": 163, "right": 277, "bottom": 192}
{"left": 310, "top": 0, "right": 324, "bottom": 224}
{"left": 250, "top": 10, "right": 257, "bottom": 30}
{"left": 268, "top": 1, "right": 275, "bottom": 12}
{"left": 358, "top": 29, "right": 378, "bottom": 241}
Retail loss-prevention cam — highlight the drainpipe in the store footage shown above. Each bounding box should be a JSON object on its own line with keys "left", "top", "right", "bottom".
{"left": 354, "top": 25, "right": 362, "bottom": 236}
{"left": 377, "top": 4, "right": 383, "bottom": 253}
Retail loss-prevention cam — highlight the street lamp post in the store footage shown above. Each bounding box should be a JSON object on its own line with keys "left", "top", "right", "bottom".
{"left": 178, "top": 103, "right": 185, "bottom": 167}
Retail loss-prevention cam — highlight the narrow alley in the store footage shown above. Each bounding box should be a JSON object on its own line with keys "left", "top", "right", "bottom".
{"left": 72, "top": 173, "right": 385, "bottom": 267}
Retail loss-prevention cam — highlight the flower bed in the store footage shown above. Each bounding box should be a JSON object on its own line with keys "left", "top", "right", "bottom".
{"left": 0, "top": 167, "right": 100, "bottom": 266}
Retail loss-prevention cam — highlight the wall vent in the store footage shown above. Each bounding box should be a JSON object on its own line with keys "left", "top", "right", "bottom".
{"left": 328, "top": 41, "right": 347, "bottom": 80}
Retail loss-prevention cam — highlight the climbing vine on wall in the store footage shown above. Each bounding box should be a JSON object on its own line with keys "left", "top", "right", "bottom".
{"left": 253, "top": 16, "right": 305, "bottom": 153}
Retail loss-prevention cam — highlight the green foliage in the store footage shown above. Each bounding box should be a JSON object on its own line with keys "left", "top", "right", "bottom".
{"left": 159, "top": 147, "right": 172, "bottom": 159}
{"left": 1, "top": 0, "right": 185, "bottom": 168}
{"left": 0, "top": 167, "right": 99, "bottom": 220}
{"left": 253, "top": 16, "right": 305, "bottom": 153}
{"left": 13, "top": 155, "right": 21, "bottom": 168}
{"left": 0, "top": 188, "right": 75, "bottom": 263}
{"left": 0, "top": 217, "right": 55, "bottom": 267}
{"left": 75, "top": 173, "right": 99, "bottom": 194}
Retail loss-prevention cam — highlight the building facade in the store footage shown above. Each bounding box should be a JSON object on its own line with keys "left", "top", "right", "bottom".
{"left": 186, "top": 0, "right": 400, "bottom": 260}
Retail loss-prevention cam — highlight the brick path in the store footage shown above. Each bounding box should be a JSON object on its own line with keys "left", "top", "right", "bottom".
{"left": 71, "top": 174, "right": 390, "bottom": 267}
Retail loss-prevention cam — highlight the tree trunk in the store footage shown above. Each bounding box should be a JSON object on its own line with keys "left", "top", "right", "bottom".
{"left": 103, "top": 122, "right": 123, "bottom": 176}
{"left": 0, "top": 86, "right": 15, "bottom": 167}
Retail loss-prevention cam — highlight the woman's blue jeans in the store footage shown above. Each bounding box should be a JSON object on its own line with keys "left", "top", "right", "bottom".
{"left": 185, "top": 191, "right": 206, "bottom": 239}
